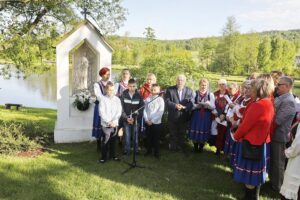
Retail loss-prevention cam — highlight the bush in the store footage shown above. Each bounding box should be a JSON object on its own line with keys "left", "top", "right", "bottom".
{"left": 0, "top": 120, "right": 52, "bottom": 145}
{"left": 0, "top": 122, "right": 41, "bottom": 155}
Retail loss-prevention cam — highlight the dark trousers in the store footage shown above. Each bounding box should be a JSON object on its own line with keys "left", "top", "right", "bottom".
{"left": 101, "top": 133, "right": 116, "bottom": 160}
{"left": 146, "top": 123, "right": 161, "bottom": 155}
{"left": 270, "top": 141, "right": 286, "bottom": 191}
{"left": 169, "top": 121, "right": 187, "bottom": 150}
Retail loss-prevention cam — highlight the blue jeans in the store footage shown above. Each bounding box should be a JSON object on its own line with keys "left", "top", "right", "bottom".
{"left": 123, "top": 122, "right": 139, "bottom": 153}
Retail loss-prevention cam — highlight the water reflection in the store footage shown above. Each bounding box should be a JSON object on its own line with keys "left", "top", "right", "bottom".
{"left": 0, "top": 64, "right": 57, "bottom": 109}
{"left": 0, "top": 64, "right": 120, "bottom": 109}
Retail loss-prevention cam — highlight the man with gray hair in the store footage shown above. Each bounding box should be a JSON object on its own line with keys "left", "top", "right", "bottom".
{"left": 270, "top": 76, "right": 296, "bottom": 191}
{"left": 165, "top": 74, "right": 193, "bottom": 152}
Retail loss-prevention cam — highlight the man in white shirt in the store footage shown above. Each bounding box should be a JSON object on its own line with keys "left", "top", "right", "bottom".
{"left": 143, "top": 84, "right": 165, "bottom": 158}
{"left": 99, "top": 81, "right": 122, "bottom": 163}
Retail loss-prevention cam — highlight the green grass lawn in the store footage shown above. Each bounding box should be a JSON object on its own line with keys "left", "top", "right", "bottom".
{"left": 0, "top": 107, "right": 280, "bottom": 200}
{"left": 0, "top": 106, "right": 56, "bottom": 132}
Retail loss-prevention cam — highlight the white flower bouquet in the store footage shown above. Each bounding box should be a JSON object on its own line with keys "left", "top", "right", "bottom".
{"left": 72, "top": 90, "right": 92, "bottom": 111}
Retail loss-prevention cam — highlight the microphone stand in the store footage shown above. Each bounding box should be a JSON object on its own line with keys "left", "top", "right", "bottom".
{"left": 121, "top": 93, "right": 163, "bottom": 174}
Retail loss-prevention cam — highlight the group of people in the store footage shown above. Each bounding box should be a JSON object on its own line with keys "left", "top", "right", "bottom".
{"left": 92, "top": 68, "right": 164, "bottom": 163}
{"left": 91, "top": 67, "right": 300, "bottom": 200}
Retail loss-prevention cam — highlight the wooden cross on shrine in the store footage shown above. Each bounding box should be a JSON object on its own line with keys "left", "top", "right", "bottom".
{"left": 81, "top": 0, "right": 91, "bottom": 19}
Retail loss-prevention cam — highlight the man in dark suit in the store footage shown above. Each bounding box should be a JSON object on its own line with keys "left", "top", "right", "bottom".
{"left": 165, "top": 74, "right": 193, "bottom": 151}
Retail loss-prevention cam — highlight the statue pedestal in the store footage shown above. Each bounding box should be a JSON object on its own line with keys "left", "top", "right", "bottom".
{"left": 54, "top": 99, "right": 95, "bottom": 143}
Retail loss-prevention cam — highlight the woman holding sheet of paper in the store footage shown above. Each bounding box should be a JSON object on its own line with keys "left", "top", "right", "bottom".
{"left": 188, "top": 78, "right": 215, "bottom": 153}
{"left": 213, "top": 79, "right": 229, "bottom": 155}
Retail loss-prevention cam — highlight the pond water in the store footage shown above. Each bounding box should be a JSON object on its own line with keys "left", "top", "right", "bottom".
{"left": 0, "top": 64, "right": 120, "bottom": 109}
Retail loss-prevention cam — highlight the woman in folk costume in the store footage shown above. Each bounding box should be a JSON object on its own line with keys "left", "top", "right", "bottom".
{"left": 114, "top": 68, "right": 130, "bottom": 97}
{"left": 140, "top": 73, "right": 157, "bottom": 100}
{"left": 227, "top": 80, "right": 252, "bottom": 167}
{"left": 223, "top": 82, "right": 242, "bottom": 157}
{"left": 92, "top": 67, "right": 110, "bottom": 152}
{"left": 213, "top": 79, "right": 229, "bottom": 155}
{"left": 257, "top": 73, "right": 276, "bottom": 174}
{"left": 280, "top": 124, "right": 300, "bottom": 200}
{"left": 188, "top": 78, "right": 215, "bottom": 153}
{"left": 231, "top": 78, "right": 275, "bottom": 199}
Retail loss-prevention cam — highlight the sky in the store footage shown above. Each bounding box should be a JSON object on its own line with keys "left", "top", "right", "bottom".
{"left": 115, "top": 0, "right": 300, "bottom": 40}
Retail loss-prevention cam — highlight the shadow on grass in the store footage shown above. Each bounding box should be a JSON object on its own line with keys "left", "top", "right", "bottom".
{"left": 0, "top": 162, "right": 70, "bottom": 200}
{"left": 43, "top": 142, "right": 279, "bottom": 200}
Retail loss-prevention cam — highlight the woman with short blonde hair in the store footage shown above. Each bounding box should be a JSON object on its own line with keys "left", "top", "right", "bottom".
{"left": 254, "top": 78, "right": 275, "bottom": 99}
{"left": 140, "top": 73, "right": 157, "bottom": 100}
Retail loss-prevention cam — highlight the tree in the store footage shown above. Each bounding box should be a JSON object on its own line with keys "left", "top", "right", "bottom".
{"left": 131, "top": 50, "right": 196, "bottom": 88}
{"left": 270, "top": 35, "right": 284, "bottom": 69}
{"left": 214, "top": 16, "right": 241, "bottom": 74}
{"left": 222, "top": 16, "right": 240, "bottom": 36}
{"left": 240, "top": 33, "right": 259, "bottom": 74}
{"left": 143, "top": 27, "right": 156, "bottom": 40}
{"left": 257, "top": 36, "right": 272, "bottom": 72}
{"left": 198, "top": 38, "right": 218, "bottom": 70}
{"left": 0, "top": 0, "right": 128, "bottom": 76}
{"left": 281, "top": 40, "right": 296, "bottom": 74}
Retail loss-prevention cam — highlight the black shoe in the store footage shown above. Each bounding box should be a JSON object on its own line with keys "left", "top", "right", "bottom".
{"left": 215, "top": 149, "right": 220, "bottom": 155}
{"left": 144, "top": 151, "right": 152, "bottom": 157}
{"left": 242, "top": 187, "right": 256, "bottom": 200}
{"left": 193, "top": 143, "right": 199, "bottom": 153}
{"left": 112, "top": 157, "right": 120, "bottom": 161}
{"left": 123, "top": 151, "right": 128, "bottom": 155}
{"left": 199, "top": 143, "right": 204, "bottom": 153}
{"left": 96, "top": 139, "right": 101, "bottom": 152}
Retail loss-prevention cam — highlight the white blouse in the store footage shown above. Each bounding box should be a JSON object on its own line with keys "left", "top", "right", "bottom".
{"left": 94, "top": 81, "right": 107, "bottom": 100}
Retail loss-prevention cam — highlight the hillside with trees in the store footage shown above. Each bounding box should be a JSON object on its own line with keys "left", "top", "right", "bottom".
{"left": 108, "top": 17, "right": 300, "bottom": 78}
{"left": 0, "top": 1, "right": 299, "bottom": 79}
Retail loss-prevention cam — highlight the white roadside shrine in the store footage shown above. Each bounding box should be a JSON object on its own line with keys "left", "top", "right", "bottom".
{"left": 54, "top": 20, "right": 113, "bottom": 143}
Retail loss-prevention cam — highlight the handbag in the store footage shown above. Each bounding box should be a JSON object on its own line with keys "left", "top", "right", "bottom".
{"left": 242, "top": 139, "right": 264, "bottom": 160}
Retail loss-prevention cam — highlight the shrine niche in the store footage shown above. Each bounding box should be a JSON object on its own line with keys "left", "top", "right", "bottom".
{"left": 71, "top": 42, "right": 97, "bottom": 95}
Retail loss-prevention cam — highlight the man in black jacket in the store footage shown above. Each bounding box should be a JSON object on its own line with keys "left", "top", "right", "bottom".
{"left": 165, "top": 74, "right": 193, "bottom": 151}
{"left": 121, "top": 79, "right": 144, "bottom": 155}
